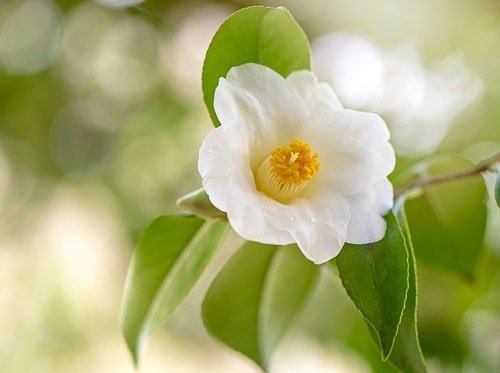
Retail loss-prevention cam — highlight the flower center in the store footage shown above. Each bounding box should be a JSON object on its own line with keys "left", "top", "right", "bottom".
{"left": 255, "top": 139, "right": 320, "bottom": 203}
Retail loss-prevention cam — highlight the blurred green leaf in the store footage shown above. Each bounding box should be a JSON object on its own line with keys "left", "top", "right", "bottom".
{"left": 415, "top": 261, "right": 487, "bottom": 365}
{"left": 336, "top": 213, "right": 409, "bottom": 360}
{"left": 389, "top": 207, "right": 427, "bottom": 373}
{"left": 120, "top": 215, "right": 229, "bottom": 365}
{"left": 202, "top": 6, "right": 311, "bottom": 126}
{"left": 202, "top": 242, "right": 318, "bottom": 370}
{"left": 419, "top": 318, "right": 468, "bottom": 364}
{"left": 405, "top": 156, "right": 487, "bottom": 280}
{"left": 495, "top": 172, "right": 500, "bottom": 208}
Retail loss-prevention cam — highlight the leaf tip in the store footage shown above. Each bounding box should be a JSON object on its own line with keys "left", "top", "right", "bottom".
{"left": 380, "top": 346, "right": 392, "bottom": 361}
{"left": 123, "top": 333, "right": 141, "bottom": 369}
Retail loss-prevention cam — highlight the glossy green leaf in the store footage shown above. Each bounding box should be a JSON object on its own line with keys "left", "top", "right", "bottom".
{"left": 336, "top": 213, "right": 409, "bottom": 359}
{"left": 120, "top": 215, "right": 229, "bottom": 365}
{"left": 389, "top": 207, "right": 427, "bottom": 373}
{"left": 202, "top": 242, "right": 318, "bottom": 370}
{"left": 202, "top": 6, "right": 311, "bottom": 126}
{"left": 404, "top": 156, "right": 487, "bottom": 280}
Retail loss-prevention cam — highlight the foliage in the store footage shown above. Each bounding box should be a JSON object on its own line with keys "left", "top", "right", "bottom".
{"left": 202, "top": 243, "right": 318, "bottom": 370}
{"left": 120, "top": 215, "right": 229, "bottom": 364}
{"left": 336, "top": 213, "right": 410, "bottom": 361}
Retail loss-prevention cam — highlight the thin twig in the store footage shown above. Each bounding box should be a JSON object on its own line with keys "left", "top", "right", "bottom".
{"left": 394, "top": 151, "right": 500, "bottom": 199}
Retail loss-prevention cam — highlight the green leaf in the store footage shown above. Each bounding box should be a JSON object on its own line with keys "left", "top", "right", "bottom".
{"left": 336, "top": 213, "right": 409, "bottom": 359}
{"left": 202, "top": 6, "right": 311, "bottom": 126}
{"left": 404, "top": 156, "right": 487, "bottom": 280}
{"left": 416, "top": 258, "right": 486, "bottom": 364}
{"left": 389, "top": 207, "right": 427, "bottom": 373}
{"left": 495, "top": 172, "right": 500, "bottom": 208}
{"left": 202, "top": 242, "right": 318, "bottom": 370}
{"left": 120, "top": 215, "right": 229, "bottom": 365}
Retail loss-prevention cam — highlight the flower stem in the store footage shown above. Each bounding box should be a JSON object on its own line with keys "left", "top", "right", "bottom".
{"left": 394, "top": 151, "right": 500, "bottom": 199}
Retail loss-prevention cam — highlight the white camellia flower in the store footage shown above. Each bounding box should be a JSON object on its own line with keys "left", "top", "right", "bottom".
{"left": 198, "top": 63, "right": 395, "bottom": 264}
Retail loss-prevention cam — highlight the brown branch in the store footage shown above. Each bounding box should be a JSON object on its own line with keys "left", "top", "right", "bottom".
{"left": 394, "top": 152, "right": 500, "bottom": 200}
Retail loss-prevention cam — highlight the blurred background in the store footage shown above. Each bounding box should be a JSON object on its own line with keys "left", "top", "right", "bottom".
{"left": 0, "top": 0, "right": 499, "bottom": 372}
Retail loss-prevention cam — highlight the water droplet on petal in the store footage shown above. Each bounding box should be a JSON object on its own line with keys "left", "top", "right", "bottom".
{"left": 310, "top": 216, "right": 319, "bottom": 224}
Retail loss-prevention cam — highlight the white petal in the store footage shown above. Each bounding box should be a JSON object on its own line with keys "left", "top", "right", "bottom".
{"left": 341, "top": 109, "right": 390, "bottom": 143}
{"left": 225, "top": 166, "right": 294, "bottom": 245}
{"left": 373, "top": 178, "right": 394, "bottom": 215}
{"left": 198, "top": 126, "right": 235, "bottom": 211}
{"left": 213, "top": 63, "right": 309, "bottom": 163}
{"left": 345, "top": 200, "right": 387, "bottom": 244}
{"left": 287, "top": 70, "right": 343, "bottom": 111}
{"left": 224, "top": 64, "right": 308, "bottom": 123}
{"left": 302, "top": 109, "right": 395, "bottom": 196}
{"left": 345, "top": 178, "right": 393, "bottom": 244}
{"left": 265, "top": 193, "right": 351, "bottom": 264}
{"left": 224, "top": 162, "right": 351, "bottom": 263}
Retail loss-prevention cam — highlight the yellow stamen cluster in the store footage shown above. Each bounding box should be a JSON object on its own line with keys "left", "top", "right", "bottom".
{"left": 255, "top": 139, "right": 320, "bottom": 203}
{"left": 270, "top": 139, "right": 320, "bottom": 185}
